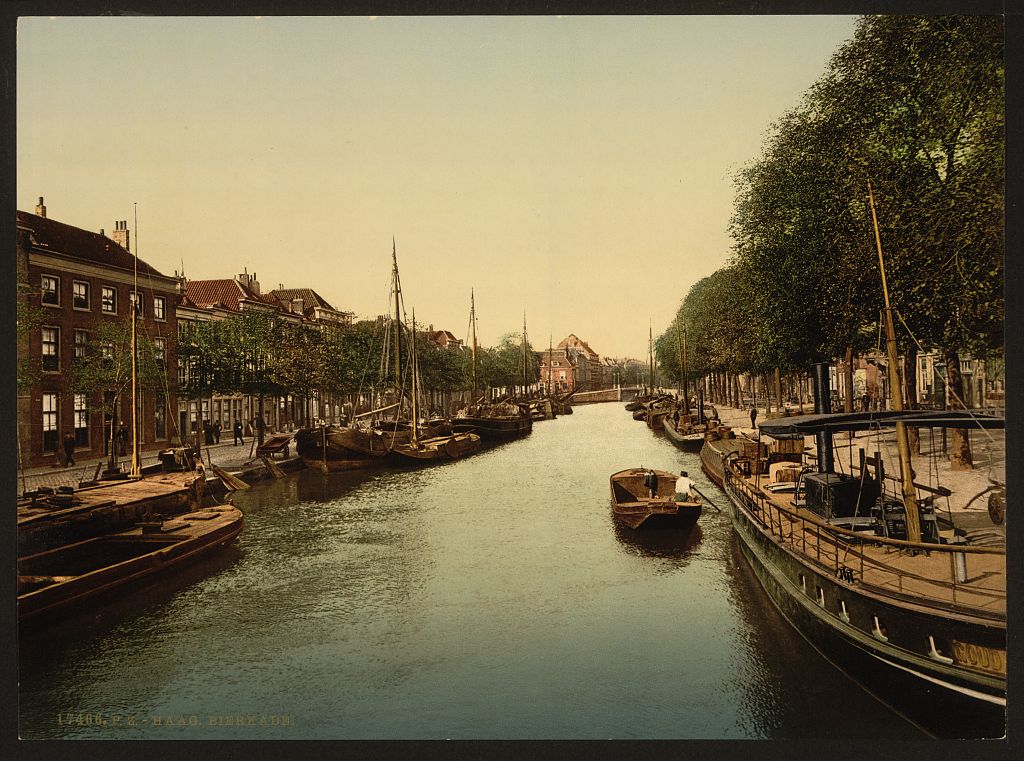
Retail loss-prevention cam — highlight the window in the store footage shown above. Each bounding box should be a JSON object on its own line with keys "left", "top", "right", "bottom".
{"left": 42, "top": 393, "right": 59, "bottom": 452}
{"left": 74, "top": 329, "right": 89, "bottom": 358}
{"left": 41, "top": 275, "right": 59, "bottom": 306}
{"left": 153, "top": 295, "right": 166, "bottom": 321}
{"left": 101, "top": 286, "right": 117, "bottom": 314}
{"left": 153, "top": 337, "right": 166, "bottom": 363}
{"left": 41, "top": 327, "right": 60, "bottom": 371}
{"left": 73, "top": 280, "right": 90, "bottom": 310}
{"left": 131, "top": 291, "right": 143, "bottom": 317}
{"left": 101, "top": 342, "right": 114, "bottom": 360}
{"left": 74, "top": 394, "right": 89, "bottom": 447}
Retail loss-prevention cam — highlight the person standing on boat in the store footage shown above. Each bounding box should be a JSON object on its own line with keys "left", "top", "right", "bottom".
{"left": 233, "top": 420, "right": 244, "bottom": 446}
{"left": 62, "top": 431, "right": 76, "bottom": 467}
{"left": 643, "top": 469, "right": 658, "bottom": 498}
{"left": 749, "top": 404, "right": 758, "bottom": 428}
{"left": 672, "top": 408, "right": 680, "bottom": 431}
{"left": 675, "top": 471, "right": 696, "bottom": 502}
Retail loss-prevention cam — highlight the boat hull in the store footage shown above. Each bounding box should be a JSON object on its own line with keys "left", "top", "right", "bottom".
{"left": 722, "top": 469, "right": 1005, "bottom": 738}
{"left": 451, "top": 415, "right": 532, "bottom": 440}
{"left": 18, "top": 505, "right": 244, "bottom": 626}
{"left": 662, "top": 417, "right": 706, "bottom": 451}
{"left": 388, "top": 433, "right": 482, "bottom": 464}
{"left": 609, "top": 468, "right": 702, "bottom": 531}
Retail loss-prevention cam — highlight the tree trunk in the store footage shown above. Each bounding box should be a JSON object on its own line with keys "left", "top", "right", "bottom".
{"left": 943, "top": 346, "right": 973, "bottom": 470}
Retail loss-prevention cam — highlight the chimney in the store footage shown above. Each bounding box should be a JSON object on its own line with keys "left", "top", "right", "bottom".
{"left": 112, "top": 220, "right": 130, "bottom": 251}
{"left": 251, "top": 272, "right": 259, "bottom": 295}
{"left": 35, "top": 197, "right": 46, "bottom": 218}
{"left": 99, "top": 229, "right": 105, "bottom": 237}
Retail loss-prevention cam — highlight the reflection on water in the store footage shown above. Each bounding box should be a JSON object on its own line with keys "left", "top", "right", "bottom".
{"left": 18, "top": 403, "right": 921, "bottom": 739}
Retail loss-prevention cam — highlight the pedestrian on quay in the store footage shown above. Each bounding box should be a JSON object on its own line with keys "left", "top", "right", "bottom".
{"left": 213, "top": 420, "right": 222, "bottom": 444}
{"left": 256, "top": 414, "right": 266, "bottom": 445}
{"left": 204, "top": 420, "right": 214, "bottom": 445}
{"left": 750, "top": 404, "right": 758, "bottom": 429}
{"left": 118, "top": 423, "right": 129, "bottom": 456}
{"left": 62, "top": 431, "right": 76, "bottom": 467}
{"left": 233, "top": 420, "right": 244, "bottom": 446}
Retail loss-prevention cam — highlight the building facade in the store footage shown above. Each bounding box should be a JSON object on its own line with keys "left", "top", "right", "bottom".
{"left": 17, "top": 199, "right": 181, "bottom": 469}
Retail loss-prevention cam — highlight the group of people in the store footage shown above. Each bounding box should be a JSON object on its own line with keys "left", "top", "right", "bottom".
{"left": 641, "top": 468, "right": 697, "bottom": 502}
{"left": 202, "top": 416, "right": 266, "bottom": 446}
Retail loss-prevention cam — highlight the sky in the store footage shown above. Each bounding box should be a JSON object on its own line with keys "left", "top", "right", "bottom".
{"left": 17, "top": 15, "right": 859, "bottom": 359}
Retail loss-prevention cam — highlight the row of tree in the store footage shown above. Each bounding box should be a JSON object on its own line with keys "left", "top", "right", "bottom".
{"left": 653, "top": 15, "right": 1003, "bottom": 466}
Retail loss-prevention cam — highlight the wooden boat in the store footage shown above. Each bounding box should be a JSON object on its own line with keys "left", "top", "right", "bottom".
{"left": 389, "top": 310, "right": 482, "bottom": 465}
{"left": 388, "top": 432, "right": 482, "bottom": 463}
{"left": 452, "top": 402, "right": 532, "bottom": 440}
{"left": 295, "top": 419, "right": 452, "bottom": 470}
{"left": 17, "top": 470, "right": 207, "bottom": 558}
{"left": 662, "top": 414, "right": 707, "bottom": 451}
{"left": 609, "top": 468, "right": 702, "bottom": 530}
{"left": 18, "top": 504, "right": 244, "bottom": 626}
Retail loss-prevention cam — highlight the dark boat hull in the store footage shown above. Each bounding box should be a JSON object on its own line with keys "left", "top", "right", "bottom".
{"left": 662, "top": 417, "right": 706, "bottom": 451}
{"left": 722, "top": 468, "right": 1005, "bottom": 738}
{"left": 388, "top": 433, "right": 482, "bottom": 464}
{"left": 18, "top": 505, "right": 244, "bottom": 626}
{"left": 452, "top": 416, "right": 532, "bottom": 440}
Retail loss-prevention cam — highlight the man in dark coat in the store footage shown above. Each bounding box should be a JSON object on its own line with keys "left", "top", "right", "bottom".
{"left": 750, "top": 405, "right": 758, "bottom": 428}
{"left": 213, "top": 420, "right": 222, "bottom": 444}
{"left": 118, "top": 424, "right": 129, "bottom": 456}
{"left": 62, "top": 432, "right": 76, "bottom": 467}
{"left": 233, "top": 420, "right": 244, "bottom": 446}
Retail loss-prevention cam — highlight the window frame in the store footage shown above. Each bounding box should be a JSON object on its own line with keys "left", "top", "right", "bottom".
{"left": 74, "top": 329, "right": 89, "bottom": 359}
{"left": 130, "top": 290, "right": 144, "bottom": 318}
{"left": 41, "top": 274, "right": 60, "bottom": 307}
{"left": 73, "top": 393, "right": 89, "bottom": 447}
{"left": 101, "top": 285, "right": 118, "bottom": 315}
{"left": 41, "top": 325, "right": 60, "bottom": 372}
{"left": 42, "top": 392, "right": 59, "bottom": 452}
{"left": 153, "top": 295, "right": 167, "bottom": 321}
{"left": 72, "top": 280, "right": 91, "bottom": 311}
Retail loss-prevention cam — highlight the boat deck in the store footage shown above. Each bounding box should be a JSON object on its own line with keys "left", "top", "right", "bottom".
{"left": 728, "top": 470, "right": 1006, "bottom": 618}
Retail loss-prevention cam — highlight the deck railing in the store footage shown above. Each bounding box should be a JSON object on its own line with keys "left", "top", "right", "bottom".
{"left": 723, "top": 464, "right": 1005, "bottom": 616}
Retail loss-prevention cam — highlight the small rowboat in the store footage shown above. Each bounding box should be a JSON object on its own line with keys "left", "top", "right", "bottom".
{"left": 609, "top": 468, "right": 702, "bottom": 530}
{"left": 388, "top": 432, "right": 482, "bottom": 464}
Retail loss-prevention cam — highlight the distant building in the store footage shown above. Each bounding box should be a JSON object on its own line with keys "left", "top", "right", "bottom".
{"left": 421, "top": 324, "right": 463, "bottom": 350}
{"left": 17, "top": 199, "right": 181, "bottom": 468}
{"left": 539, "top": 334, "right": 610, "bottom": 393}
{"left": 269, "top": 287, "right": 354, "bottom": 326}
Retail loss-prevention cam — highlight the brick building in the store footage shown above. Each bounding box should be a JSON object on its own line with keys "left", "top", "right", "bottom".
{"left": 539, "top": 334, "right": 609, "bottom": 393}
{"left": 17, "top": 199, "right": 182, "bottom": 468}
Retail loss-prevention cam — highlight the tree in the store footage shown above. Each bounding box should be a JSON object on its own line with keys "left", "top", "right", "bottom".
{"left": 69, "top": 320, "right": 165, "bottom": 471}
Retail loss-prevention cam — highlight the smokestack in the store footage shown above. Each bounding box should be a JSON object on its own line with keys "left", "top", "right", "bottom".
{"left": 812, "top": 362, "right": 834, "bottom": 473}
{"left": 35, "top": 197, "right": 46, "bottom": 218}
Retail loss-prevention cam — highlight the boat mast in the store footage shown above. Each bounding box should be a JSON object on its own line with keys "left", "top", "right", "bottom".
{"left": 130, "top": 203, "right": 140, "bottom": 477}
{"left": 548, "top": 334, "right": 554, "bottom": 396}
{"left": 648, "top": 324, "right": 654, "bottom": 392}
{"left": 470, "top": 289, "right": 478, "bottom": 398}
{"left": 522, "top": 312, "right": 528, "bottom": 397}
{"left": 867, "top": 180, "right": 921, "bottom": 542}
{"left": 392, "top": 238, "right": 403, "bottom": 396}
{"left": 410, "top": 309, "right": 419, "bottom": 443}
{"left": 675, "top": 321, "right": 685, "bottom": 403}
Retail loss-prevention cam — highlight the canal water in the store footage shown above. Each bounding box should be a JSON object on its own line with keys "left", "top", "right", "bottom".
{"left": 19, "top": 403, "right": 922, "bottom": 739}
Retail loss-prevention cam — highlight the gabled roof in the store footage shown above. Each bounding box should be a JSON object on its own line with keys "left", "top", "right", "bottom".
{"left": 17, "top": 209, "right": 168, "bottom": 279}
{"left": 557, "top": 334, "right": 599, "bottom": 359}
{"left": 183, "top": 279, "right": 281, "bottom": 312}
{"left": 269, "top": 287, "right": 337, "bottom": 313}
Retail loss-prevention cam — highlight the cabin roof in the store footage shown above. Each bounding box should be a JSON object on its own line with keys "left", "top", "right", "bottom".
{"left": 759, "top": 410, "right": 1005, "bottom": 437}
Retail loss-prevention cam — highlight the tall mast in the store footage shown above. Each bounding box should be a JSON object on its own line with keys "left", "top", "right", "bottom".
{"left": 868, "top": 180, "right": 921, "bottom": 542}
{"left": 410, "top": 309, "right": 419, "bottom": 443}
{"left": 130, "top": 203, "right": 140, "bottom": 477}
{"left": 548, "top": 334, "right": 554, "bottom": 396}
{"left": 470, "top": 289, "right": 478, "bottom": 398}
{"left": 392, "top": 238, "right": 402, "bottom": 392}
{"left": 682, "top": 327, "right": 689, "bottom": 406}
{"left": 522, "top": 312, "right": 528, "bottom": 396}
{"left": 648, "top": 324, "right": 654, "bottom": 391}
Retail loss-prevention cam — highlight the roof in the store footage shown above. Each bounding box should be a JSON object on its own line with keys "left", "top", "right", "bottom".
{"left": 17, "top": 209, "right": 168, "bottom": 279}
{"left": 183, "top": 279, "right": 281, "bottom": 312}
{"left": 759, "top": 410, "right": 1005, "bottom": 438}
{"left": 269, "top": 288, "right": 337, "bottom": 313}
{"left": 557, "top": 334, "right": 599, "bottom": 359}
